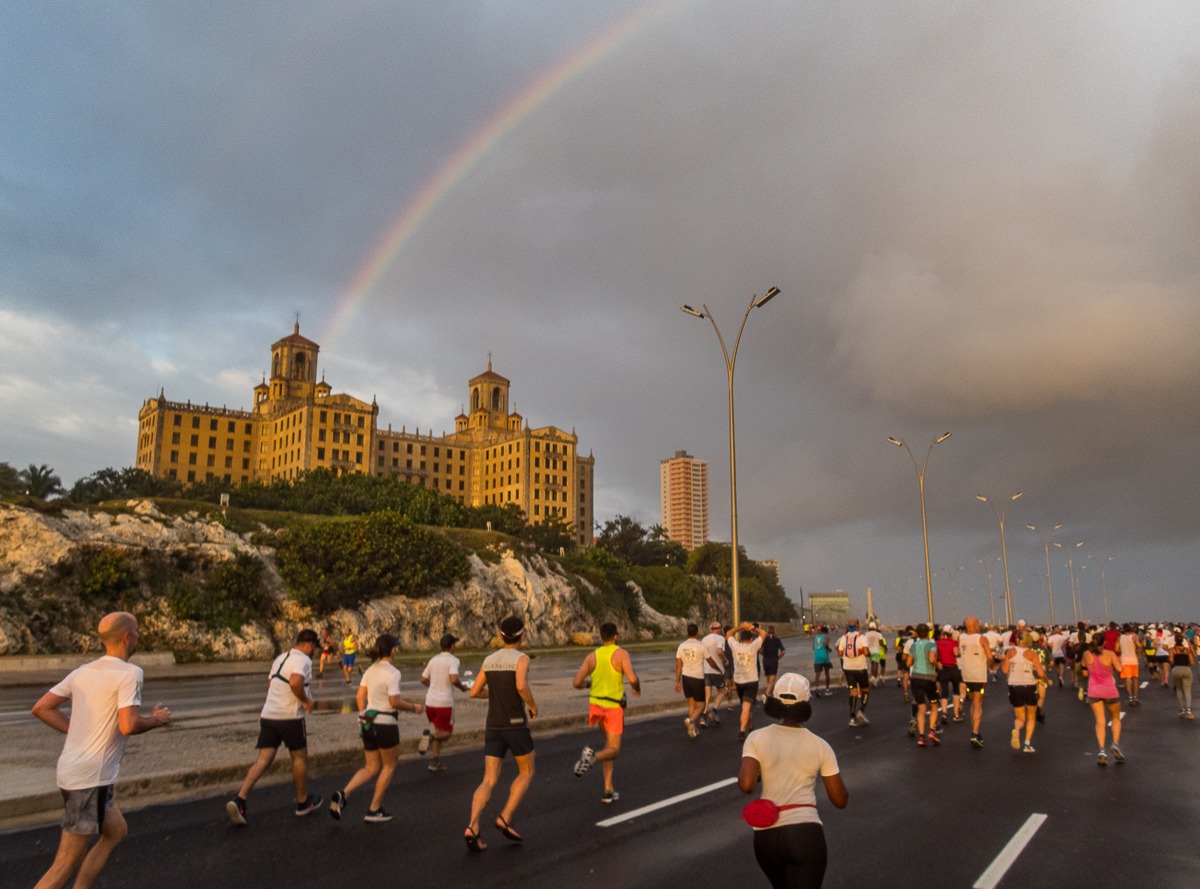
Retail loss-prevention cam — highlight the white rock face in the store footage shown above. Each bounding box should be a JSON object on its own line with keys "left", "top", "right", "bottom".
{"left": 0, "top": 501, "right": 724, "bottom": 658}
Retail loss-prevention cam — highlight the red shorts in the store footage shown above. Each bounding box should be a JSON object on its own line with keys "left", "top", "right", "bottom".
{"left": 425, "top": 706, "right": 454, "bottom": 733}
{"left": 588, "top": 703, "right": 624, "bottom": 735}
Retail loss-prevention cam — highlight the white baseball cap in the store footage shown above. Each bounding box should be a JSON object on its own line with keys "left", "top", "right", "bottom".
{"left": 942, "top": 624, "right": 954, "bottom": 633}
{"left": 771, "top": 673, "right": 811, "bottom": 703}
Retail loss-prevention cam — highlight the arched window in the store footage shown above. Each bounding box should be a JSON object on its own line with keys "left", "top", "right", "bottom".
{"left": 472, "top": 388, "right": 480, "bottom": 411}
{"left": 272, "top": 353, "right": 279, "bottom": 377}
{"left": 492, "top": 388, "right": 500, "bottom": 411}
{"left": 294, "top": 353, "right": 306, "bottom": 380}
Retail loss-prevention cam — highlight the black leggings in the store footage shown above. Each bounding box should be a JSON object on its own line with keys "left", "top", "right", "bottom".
{"left": 752, "top": 822, "right": 828, "bottom": 889}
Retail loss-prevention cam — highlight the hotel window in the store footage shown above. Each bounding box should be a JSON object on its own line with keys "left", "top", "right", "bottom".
{"left": 534, "top": 473, "right": 540, "bottom": 483}
{"left": 208, "top": 436, "right": 216, "bottom": 448}
{"left": 226, "top": 439, "right": 234, "bottom": 450}
{"left": 225, "top": 456, "right": 233, "bottom": 468}
{"left": 379, "top": 439, "right": 384, "bottom": 450}
{"left": 242, "top": 458, "right": 250, "bottom": 470}
{"left": 393, "top": 442, "right": 399, "bottom": 452}
{"left": 420, "top": 461, "right": 426, "bottom": 470}
{"left": 333, "top": 413, "right": 340, "bottom": 424}
{"left": 407, "top": 444, "right": 413, "bottom": 454}
{"left": 355, "top": 452, "right": 362, "bottom": 464}
{"left": 534, "top": 505, "right": 540, "bottom": 515}
{"left": 406, "top": 459, "right": 412, "bottom": 469}
{"left": 459, "top": 466, "right": 464, "bottom": 475}
{"left": 187, "top": 470, "right": 195, "bottom": 482}
{"left": 320, "top": 411, "right": 327, "bottom": 423}
{"left": 392, "top": 458, "right": 398, "bottom": 467}
{"left": 317, "top": 448, "right": 325, "bottom": 460}
{"left": 378, "top": 456, "right": 384, "bottom": 467}
{"left": 535, "top": 457, "right": 540, "bottom": 468}
{"left": 168, "top": 469, "right": 177, "bottom": 480}
{"left": 189, "top": 453, "right": 197, "bottom": 465}
{"left": 170, "top": 451, "right": 178, "bottom": 463}
{"left": 459, "top": 481, "right": 464, "bottom": 490}
{"left": 433, "top": 463, "right": 439, "bottom": 472}
{"left": 534, "top": 442, "right": 540, "bottom": 451}
{"left": 356, "top": 434, "right": 363, "bottom": 446}
{"left": 210, "top": 419, "right": 218, "bottom": 431}
{"left": 192, "top": 417, "right": 200, "bottom": 429}
{"left": 534, "top": 490, "right": 539, "bottom": 500}
{"left": 580, "top": 493, "right": 585, "bottom": 503}
{"left": 207, "top": 454, "right": 216, "bottom": 467}
{"left": 172, "top": 432, "right": 180, "bottom": 445}
{"left": 357, "top": 416, "right": 364, "bottom": 427}
{"left": 245, "top": 423, "right": 253, "bottom": 435}
{"left": 580, "top": 479, "right": 585, "bottom": 489}
{"left": 173, "top": 414, "right": 182, "bottom": 426}
{"left": 243, "top": 441, "right": 251, "bottom": 452}
{"left": 227, "top": 421, "right": 235, "bottom": 433}
{"left": 317, "top": 429, "right": 325, "bottom": 442}
{"left": 420, "top": 445, "right": 426, "bottom": 456}
{"left": 434, "top": 447, "right": 440, "bottom": 457}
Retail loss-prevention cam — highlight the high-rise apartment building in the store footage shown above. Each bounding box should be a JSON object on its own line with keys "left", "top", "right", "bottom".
{"left": 660, "top": 450, "right": 708, "bottom": 552}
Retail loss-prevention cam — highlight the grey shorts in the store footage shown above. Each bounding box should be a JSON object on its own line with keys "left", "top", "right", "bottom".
{"left": 61, "top": 785, "right": 114, "bottom": 835}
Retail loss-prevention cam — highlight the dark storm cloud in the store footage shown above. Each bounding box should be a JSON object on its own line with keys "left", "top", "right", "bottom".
{"left": 2, "top": 1, "right": 1198, "bottom": 617}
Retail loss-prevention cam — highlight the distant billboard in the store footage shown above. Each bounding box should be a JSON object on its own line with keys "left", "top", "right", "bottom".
{"left": 808, "top": 592, "right": 853, "bottom": 625}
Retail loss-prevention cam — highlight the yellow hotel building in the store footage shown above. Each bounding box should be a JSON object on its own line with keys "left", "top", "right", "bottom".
{"left": 136, "top": 324, "right": 596, "bottom": 545}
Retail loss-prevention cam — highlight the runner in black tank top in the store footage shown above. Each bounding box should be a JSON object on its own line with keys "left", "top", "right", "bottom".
{"left": 464, "top": 616, "right": 539, "bottom": 852}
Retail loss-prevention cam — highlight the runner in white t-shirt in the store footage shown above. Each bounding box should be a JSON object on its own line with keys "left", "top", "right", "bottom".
{"left": 330, "top": 634, "right": 424, "bottom": 822}
{"left": 419, "top": 634, "right": 468, "bottom": 770}
{"left": 676, "top": 623, "right": 721, "bottom": 736}
{"left": 1047, "top": 630, "right": 1068, "bottom": 687}
{"left": 957, "top": 616, "right": 995, "bottom": 748}
{"left": 30, "top": 612, "right": 170, "bottom": 889}
{"left": 836, "top": 620, "right": 872, "bottom": 726}
{"left": 701, "top": 623, "right": 730, "bottom": 724}
{"left": 228, "top": 629, "right": 321, "bottom": 825}
{"left": 1119, "top": 624, "right": 1142, "bottom": 704}
{"left": 864, "top": 625, "right": 886, "bottom": 687}
{"left": 738, "top": 673, "right": 848, "bottom": 888}
{"left": 726, "top": 622, "right": 767, "bottom": 741}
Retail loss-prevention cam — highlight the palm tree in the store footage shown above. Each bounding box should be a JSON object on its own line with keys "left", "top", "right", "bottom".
{"left": 649, "top": 523, "right": 668, "bottom": 541}
{"left": 18, "top": 464, "right": 64, "bottom": 499}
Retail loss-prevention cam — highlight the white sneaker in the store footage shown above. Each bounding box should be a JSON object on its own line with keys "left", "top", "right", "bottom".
{"left": 685, "top": 717, "right": 697, "bottom": 738}
{"left": 856, "top": 711, "right": 869, "bottom": 726}
{"left": 418, "top": 729, "right": 432, "bottom": 755}
{"left": 574, "top": 746, "right": 595, "bottom": 776}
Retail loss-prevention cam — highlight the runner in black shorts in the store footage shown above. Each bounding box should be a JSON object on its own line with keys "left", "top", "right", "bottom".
{"left": 465, "top": 616, "right": 539, "bottom": 852}
{"left": 760, "top": 626, "right": 786, "bottom": 699}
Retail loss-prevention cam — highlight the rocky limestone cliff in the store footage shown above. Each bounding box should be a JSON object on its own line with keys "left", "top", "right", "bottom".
{"left": 0, "top": 501, "right": 724, "bottom": 658}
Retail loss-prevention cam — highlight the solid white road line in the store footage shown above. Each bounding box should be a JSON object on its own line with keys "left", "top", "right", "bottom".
{"left": 973, "top": 813, "right": 1048, "bottom": 889}
{"left": 596, "top": 777, "right": 739, "bottom": 827}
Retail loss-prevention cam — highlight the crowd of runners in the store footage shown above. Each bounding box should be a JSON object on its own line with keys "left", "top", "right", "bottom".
{"left": 25, "top": 608, "right": 1198, "bottom": 888}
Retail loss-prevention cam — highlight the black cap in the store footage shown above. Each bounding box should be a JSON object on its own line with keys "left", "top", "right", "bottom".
{"left": 499, "top": 616, "right": 525, "bottom": 640}
{"left": 440, "top": 633, "right": 459, "bottom": 650}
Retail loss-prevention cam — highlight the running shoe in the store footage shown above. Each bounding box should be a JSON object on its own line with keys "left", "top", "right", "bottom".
{"left": 427, "top": 761, "right": 446, "bottom": 772}
{"left": 970, "top": 734, "right": 983, "bottom": 749}
{"left": 1131, "top": 697, "right": 1141, "bottom": 706}
{"left": 1077, "top": 687, "right": 1085, "bottom": 701}
{"left": 953, "top": 714, "right": 964, "bottom": 723}
{"left": 907, "top": 719, "right": 917, "bottom": 737}
{"left": 329, "top": 790, "right": 345, "bottom": 820}
{"left": 1022, "top": 743, "right": 1035, "bottom": 753}
{"left": 1188, "top": 711, "right": 1195, "bottom": 720}
{"left": 697, "top": 717, "right": 709, "bottom": 728}
{"left": 226, "top": 797, "right": 247, "bottom": 826}
{"left": 856, "top": 711, "right": 869, "bottom": 726}
{"left": 574, "top": 746, "right": 595, "bottom": 777}
{"left": 685, "top": 717, "right": 697, "bottom": 738}
{"left": 1181, "top": 710, "right": 1187, "bottom": 719}
{"left": 364, "top": 808, "right": 393, "bottom": 822}
{"left": 418, "top": 729, "right": 432, "bottom": 755}
{"left": 1112, "top": 744, "right": 1125, "bottom": 763}
{"left": 848, "top": 717, "right": 858, "bottom": 726}
{"left": 708, "top": 712, "right": 721, "bottom": 726}
{"left": 1097, "top": 750, "right": 1107, "bottom": 766}
{"left": 602, "top": 790, "right": 620, "bottom": 804}
{"left": 926, "top": 732, "right": 940, "bottom": 746}
{"left": 1011, "top": 729, "right": 1020, "bottom": 750}
{"left": 917, "top": 735, "right": 927, "bottom": 747}
{"left": 295, "top": 795, "right": 322, "bottom": 816}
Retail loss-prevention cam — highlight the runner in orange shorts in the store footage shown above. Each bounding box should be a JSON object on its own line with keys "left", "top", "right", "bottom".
{"left": 571, "top": 622, "right": 640, "bottom": 803}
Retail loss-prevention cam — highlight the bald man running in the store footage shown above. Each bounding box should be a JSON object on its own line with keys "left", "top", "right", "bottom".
{"left": 957, "top": 617, "right": 996, "bottom": 748}
{"left": 31, "top": 612, "right": 171, "bottom": 889}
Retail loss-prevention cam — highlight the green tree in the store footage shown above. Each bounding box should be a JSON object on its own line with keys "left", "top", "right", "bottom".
{"left": 0, "top": 462, "right": 19, "bottom": 494}
{"left": 69, "top": 467, "right": 183, "bottom": 503}
{"left": 18, "top": 464, "right": 64, "bottom": 499}
{"left": 523, "top": 511, "right": 577, "bottom": 553}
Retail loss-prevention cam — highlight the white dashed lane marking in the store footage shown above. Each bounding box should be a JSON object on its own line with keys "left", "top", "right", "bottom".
{"left": 595, "top": 777, "right": 738, "bottom": 827}
{"left": 973, "top": 813, "right": 1048, "bottom": 889}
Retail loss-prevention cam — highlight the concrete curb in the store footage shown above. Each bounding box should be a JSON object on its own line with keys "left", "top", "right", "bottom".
{"left": 0, "top": 698, "right": 689, "bottom": 824}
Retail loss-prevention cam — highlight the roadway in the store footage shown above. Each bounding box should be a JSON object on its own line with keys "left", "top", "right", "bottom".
{"left": 3, "top": 670, "right": 1196, "bottom": 888}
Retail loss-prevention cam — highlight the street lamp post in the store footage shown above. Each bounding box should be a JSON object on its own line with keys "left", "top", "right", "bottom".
{"left": 1027, "top": 523, "right": 1063, "bottom": 626}
{"left": 1101, "top": 557, "right": 1113, "bottom": 624}
{"left": 978, "top": 558, "right": 997, "bottom": 627}
{"left": 1058, "top": 541, "right": 1084, "bottom": 623}
{"left": 887, "top": 433, "right": 952, "bottom": 626}
{"left": 681, "top": 287, "right": 780, "bottom": 625}
{"left": 976, "top": 493, "right": 1023, "bottom": 626}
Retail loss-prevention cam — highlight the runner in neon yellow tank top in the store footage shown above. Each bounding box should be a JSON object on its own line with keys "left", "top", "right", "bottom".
{"left": 571, "top": 622, "right": 641, "bottom": 803}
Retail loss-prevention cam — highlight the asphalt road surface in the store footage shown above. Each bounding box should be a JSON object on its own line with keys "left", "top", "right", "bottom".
{"left": 3, "top": 674, "right": 1196, "bottom": 888}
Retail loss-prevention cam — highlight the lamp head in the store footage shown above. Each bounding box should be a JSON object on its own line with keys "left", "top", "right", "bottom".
{"left": 887, "top": 437, "right": 903, "bottom": 446}
{"left": 1027, "top": 525, "right": 1036, "bottom": 531}
{"left": 1011, "top": 492, "right": 1023, "bottom": 500}
{"left": 680, "top": 305, "right": 705, "bottom": 318}
{"left": 975, "top": 495, "right": 988, "bottom": 502}
{"left": 755, "top": 286, "right": 781, "bottom": 308}
{"left": 935, "top": 432, "right": 952, "bottom": 443}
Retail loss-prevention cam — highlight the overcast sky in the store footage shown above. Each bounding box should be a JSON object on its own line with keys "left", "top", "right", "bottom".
{"left": 3, "top": 1, "right": 1199, "bottom": 622}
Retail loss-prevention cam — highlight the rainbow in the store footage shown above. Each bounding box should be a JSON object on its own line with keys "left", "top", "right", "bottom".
{"left": 321, "top": 0, "right": 688, "bottom": 347}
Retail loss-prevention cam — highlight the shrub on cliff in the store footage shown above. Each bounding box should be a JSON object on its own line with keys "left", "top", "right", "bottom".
{"left": 167, "top": 551, "right": 272, "bottom": 631}
{"left": 275, "top": 509, "right": 470, "bottom": 612}
{"left": 629, "top": 565, "right": 705, "bottom": 618}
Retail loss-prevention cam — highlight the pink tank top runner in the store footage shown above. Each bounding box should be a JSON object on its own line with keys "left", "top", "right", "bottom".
{"left": 1087, "top": 656, "right": 1118, "bottom": 699}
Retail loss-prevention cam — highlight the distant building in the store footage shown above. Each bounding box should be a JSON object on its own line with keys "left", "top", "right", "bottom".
{"left": 135, "top": 324, "right": 595, "bottom": 545}
{"left": 759, "top": 559, "right": 780, "bottom": 582}
{"left": 807, "top": 592, "right": 853, "bottom": 626}
{"left": 659, "top": 450, "right": 708, "bottom": 552}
